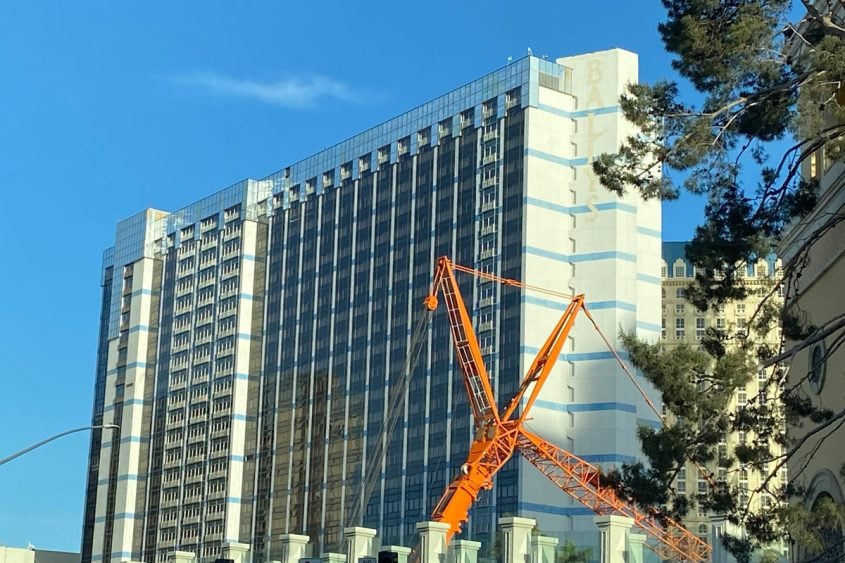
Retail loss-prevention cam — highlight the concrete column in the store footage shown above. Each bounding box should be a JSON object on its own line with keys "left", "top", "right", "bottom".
{"left": 320, "top": 553, "right": 347, "bottom": 563}
{"left": 594, "top": 515, "right": 633, "bottom": 563}
{"left": 381, "top": 546, "right": 412, "bottom": 563}
{"left": 710, "top": 516, "right": 737, "bottom": 563}
{"left": 344, "top": 527, "right": 378, "bottom": 563}
{"left": 222, "top": 542, "right": 251, "bottom": 563}
{"left": 279, "top": 533, "right": 312, "bottom": 563}
{"left": 531, "top": 535, "right": 558, "bottom": 563}
{"left": 449, "top": 539, "right": 481, "bottom": 563}
{"left": 416, "top": 521, "right": 451, "bottom": 563}
{"left": 499, "top": 517, "right": 536, "bottom": 563}
{"left": 626, "top": 533, "right": 646, "bottom": 563}
{"left": 169, "top": 552, "right": 195, "bottom": 563}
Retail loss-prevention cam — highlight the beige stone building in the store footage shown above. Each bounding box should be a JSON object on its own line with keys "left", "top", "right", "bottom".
{"left": 778, "top": 2, "right": 845, "bottom": 558}
{"left": 779, "top": 101, "right": 845, "bottom": 563}
{"left": 661, "top": 242, "right": 786, "bottom": 557}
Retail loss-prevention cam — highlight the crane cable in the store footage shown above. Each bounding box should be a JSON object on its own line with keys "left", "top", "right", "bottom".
{"left": 582, "top": 305, "right": 721, "bottom": 492}
{"left": 345, "top": 307, "right": 434, "bottom": 536}
{"left": 452, "top": 260, "right": 722, "bottom": 494}
{"left": 581, "top": 306, "right": 665, "bottom": 422}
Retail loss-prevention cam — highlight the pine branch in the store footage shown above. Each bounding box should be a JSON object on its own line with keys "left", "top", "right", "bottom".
{"left": 800, "top": 0, "right": 845, "bottom": 39}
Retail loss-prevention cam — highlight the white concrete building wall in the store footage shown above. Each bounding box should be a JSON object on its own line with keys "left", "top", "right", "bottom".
{"left": 225, "top": 219, "right": 261, "bottom": 542}
{"left": 517, "top": 49, "right": 662, "bottom": 539}
{"left": 92, "top": 255, "right": 158, "bottom": 562}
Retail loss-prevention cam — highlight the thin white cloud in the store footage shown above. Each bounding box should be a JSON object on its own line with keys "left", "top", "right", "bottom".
{"left": 173, "top": 72, "right": 368, "bottom": 108}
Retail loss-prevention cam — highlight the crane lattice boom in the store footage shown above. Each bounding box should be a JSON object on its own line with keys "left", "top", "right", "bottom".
{"left": 425, "top": 256, "right": 710, "bottom": 563}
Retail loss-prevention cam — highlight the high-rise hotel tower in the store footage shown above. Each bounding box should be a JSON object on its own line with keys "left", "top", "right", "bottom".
{"left": 83, "top": 49, "right": 662, "bottom": 563}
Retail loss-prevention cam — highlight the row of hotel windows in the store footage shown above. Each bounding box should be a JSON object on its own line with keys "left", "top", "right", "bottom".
{"left": 161, "top": 416, "right": 231, "bottom": 438}
{"left": 175, "top": 276, "right": 240, "bottom": 302}
{"left": 169, "top": 371, "right": 234, "bottom": 394}
{"left": 178, "top": 256, "right": 241, "bottom": 279}
{"left": 663, "top": 286, "right": 778, "bottom": 301}
{"left": 662, "top": 260, "right": 779, "bottom": 279}
{"left": 158, "top": 501, "right": 225, "bottom": 523}
{"left": 161, "top": 479, "right": 225, "bottom": 502}
{"left": 158, "top": 520, "right": 224, "bottom": 542}
{"left": 279, "top": 92, "right": 518, "bottom": 195}
{"left": 159, "top": 207, "right": 243, "bottom": 250}
{"left": 662, "top": 317, "right": 743, "bottom": 339}
{"left": 165, "top": 395, "right": 233, "bottom": 421}
{"left": 155, "top": 543, "right": 224, "bottom": 563}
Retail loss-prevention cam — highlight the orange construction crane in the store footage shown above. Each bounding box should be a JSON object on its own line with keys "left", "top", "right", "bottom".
{"left": 423, "top": 256, "right": 710, "bottom": 563}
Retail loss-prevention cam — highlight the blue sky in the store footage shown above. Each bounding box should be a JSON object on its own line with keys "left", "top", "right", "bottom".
{"left": 0, "top": 1, "right": 704, "bottom": 551}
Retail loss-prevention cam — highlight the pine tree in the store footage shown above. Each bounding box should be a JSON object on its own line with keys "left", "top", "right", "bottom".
{"left": 593, "top": 1, "right": 845, "bottom": 559}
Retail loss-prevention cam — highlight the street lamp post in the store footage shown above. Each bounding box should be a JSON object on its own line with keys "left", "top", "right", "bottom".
{"left": 0, "top": 424, "right": 120, "bottom": 466}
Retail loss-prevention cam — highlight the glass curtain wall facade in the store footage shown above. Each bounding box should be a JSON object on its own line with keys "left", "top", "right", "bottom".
{"left": 83, "top": 50, "right": 660, "bottom": 563}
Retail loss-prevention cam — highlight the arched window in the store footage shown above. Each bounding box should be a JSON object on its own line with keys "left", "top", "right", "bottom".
{"left": 676, "top": 287, "right": 686, "bottom": 299}
{"left": 811, "top": 492, "right": 844, "bottom": 559}
{"left": 673, "top": 259, "right": 686, "bottom": 278}
{"left": 809, "top": 341, "right": 827, "bottom": 393}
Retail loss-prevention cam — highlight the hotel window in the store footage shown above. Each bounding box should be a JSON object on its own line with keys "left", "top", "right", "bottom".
{"left": 200, "top": 214, "right": 217, "bottom": 231}
{"left": 736, "top": 303, "right": 746, "bottom": 314}
{"left": 438, "top": 118, "right": 452, "bottom": 138}
{"left": 675, "top": 318, "right": 685, "bottom": 339}
{"left": 675, "top": 287, "right": 686, "bottom": 299}
{"left": 482, "top": 99, "right": 496, "bottom": 118}
{"left": 505, "top": 88, "right": 520, "bottom": 108}
{"left": 481, "top": 188, "right": 496, "bottom": 208}
{"left": 696, "top": 318, "right": 705, "bottom": 339}
{"left": 460, "top": 109, "right": 474, "bottom": 129}
{"left": 674, "top": 261, "right": 686, "bottom": 277}
{"left": 340, "top": 162, "right": 352, "bottom": 181}
{"left": 359, "top": 154, "right": 371, "bottom": 173}
{"left": 417, "top": 127, "right": 430, "bottom": 147}
{"left": 397, "top": 136, "right": 410, "bottom": 156}
{"left": 661, "top": 318, "right": 666, "bottom": 339}
{"left": 676, "top": 303, "right": 685, "bottom": 315}
{"left": 377, "top": 145, "right": 390, "bottom": 165}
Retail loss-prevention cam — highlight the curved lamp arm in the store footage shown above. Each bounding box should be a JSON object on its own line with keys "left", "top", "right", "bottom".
{"left": 0, "top": 424, "right": 120, "bottom": 467}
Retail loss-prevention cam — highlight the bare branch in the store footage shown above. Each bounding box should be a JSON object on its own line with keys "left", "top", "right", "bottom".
{"left": 760, "top": 314, "right": 845, "bottom": 370}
